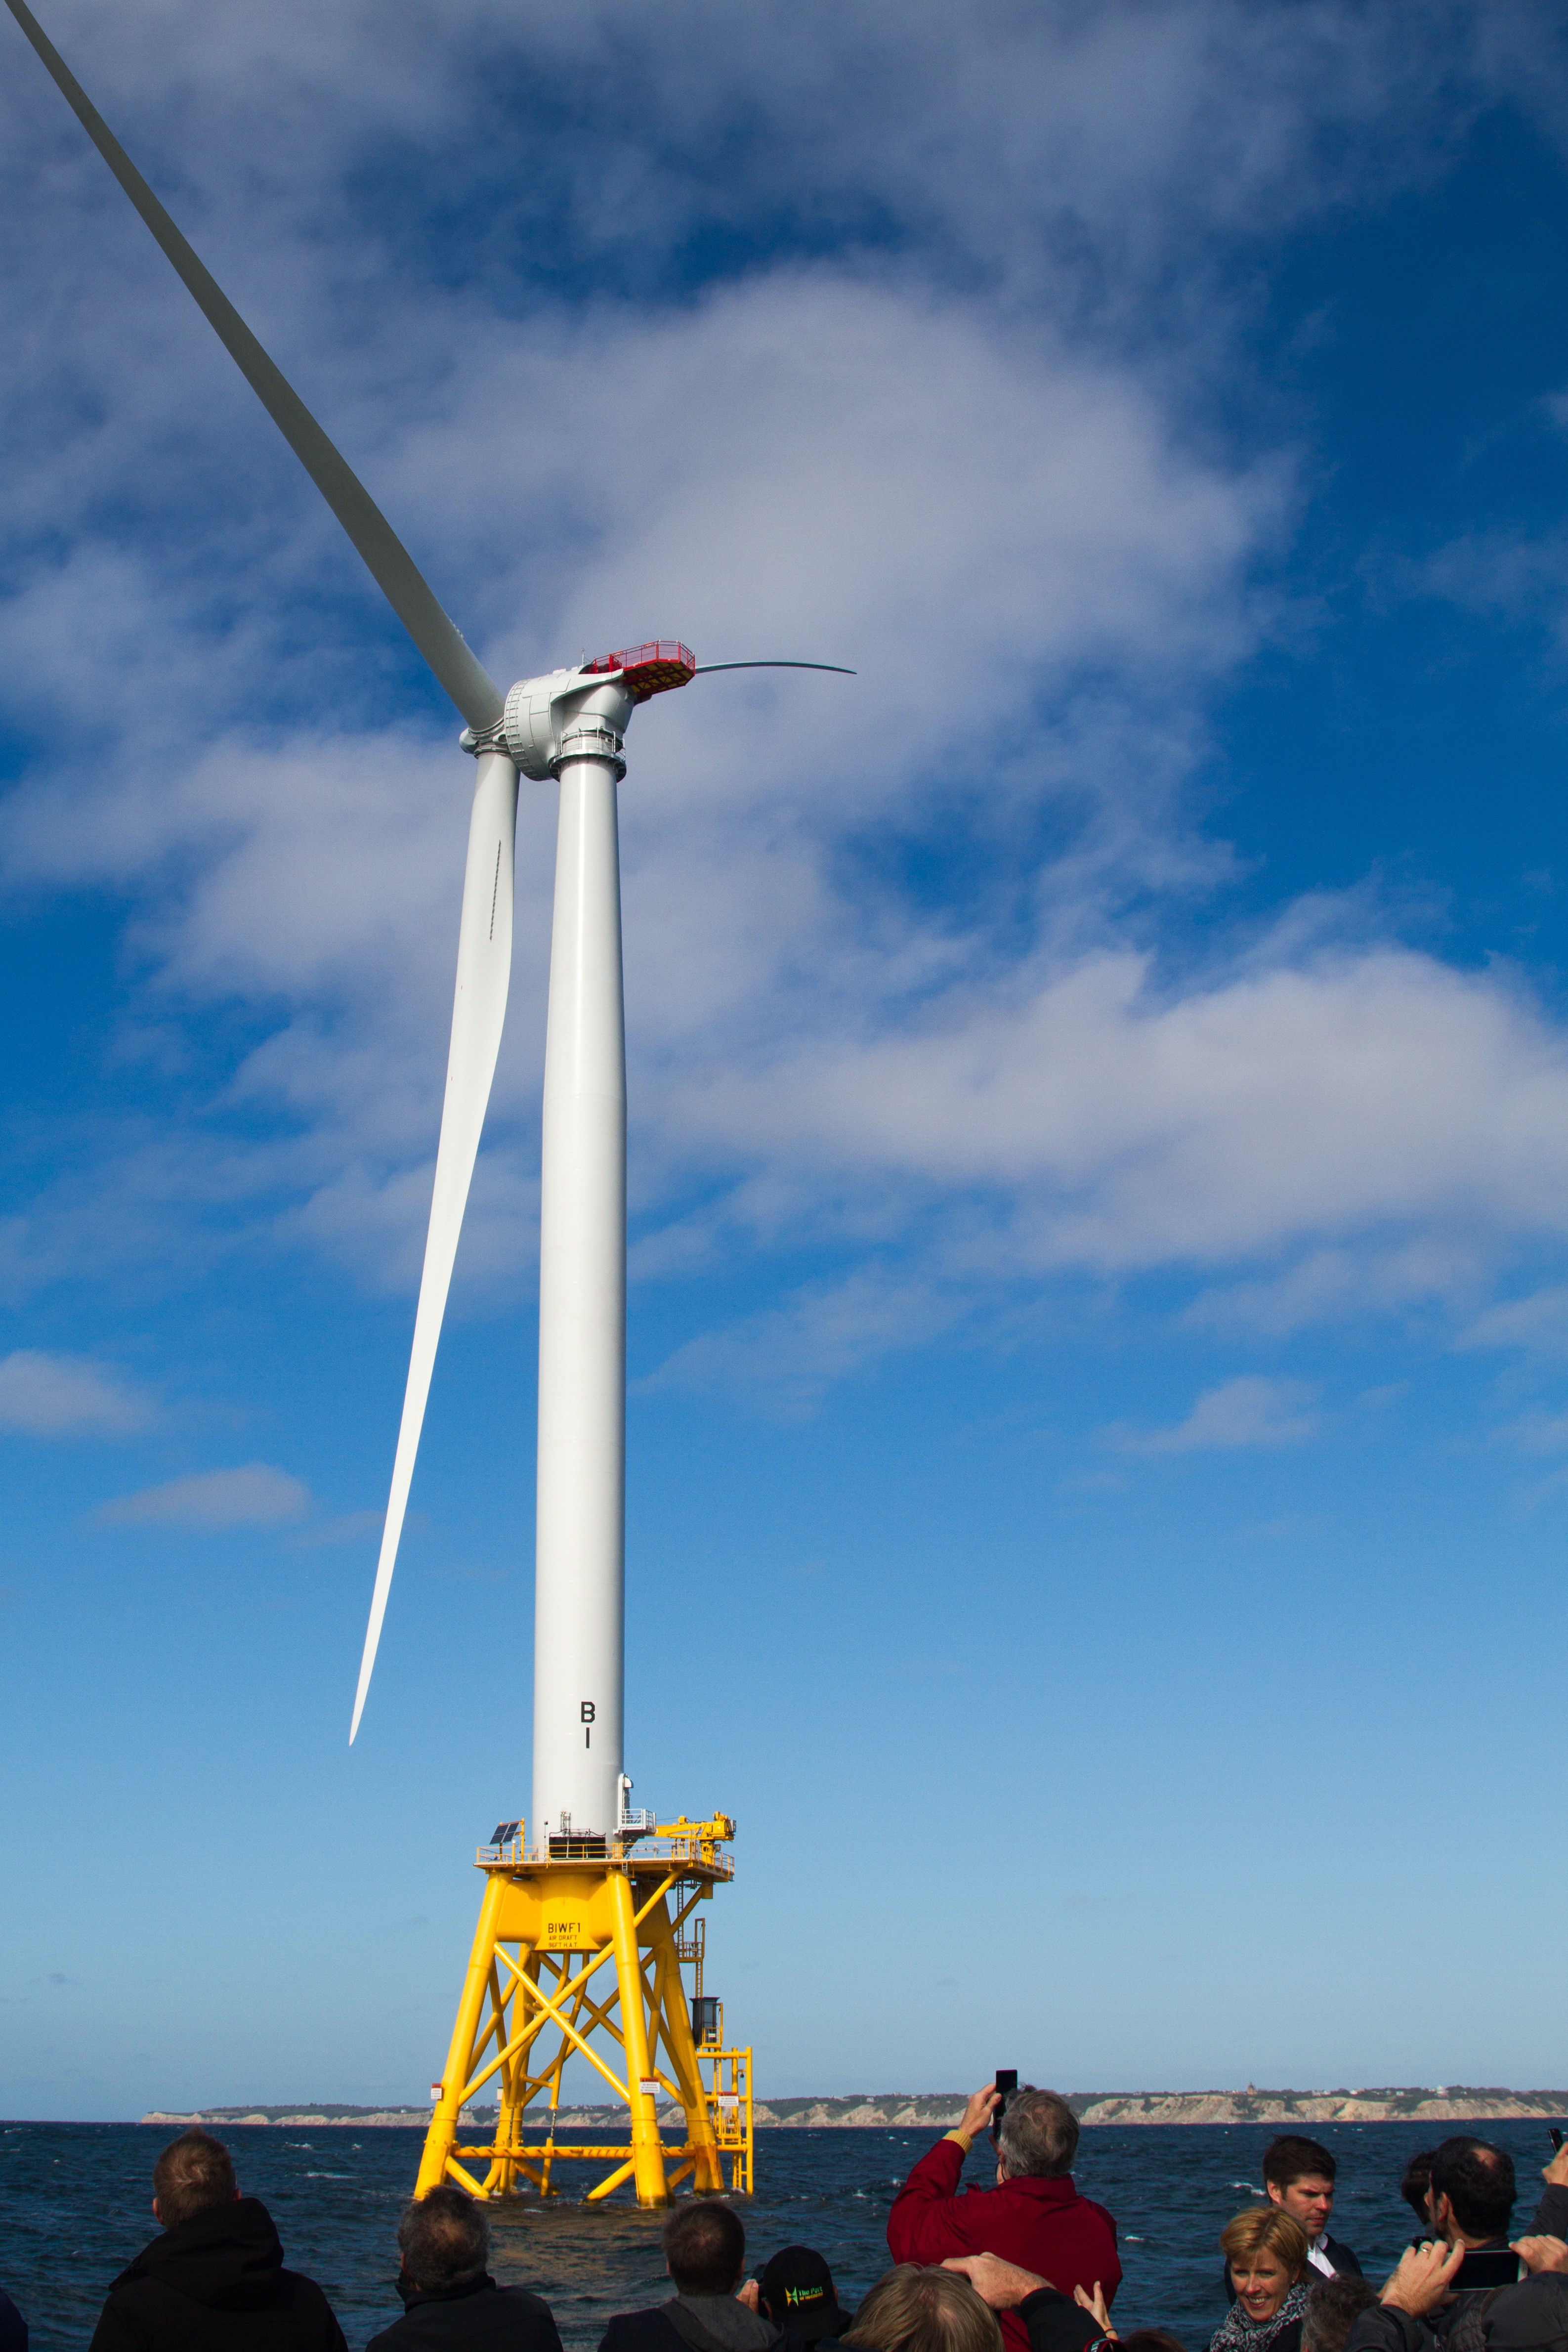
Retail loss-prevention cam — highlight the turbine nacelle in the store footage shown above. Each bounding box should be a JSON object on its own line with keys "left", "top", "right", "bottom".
{"left": 483, "top": 641, "right": 698, "bottom": 780}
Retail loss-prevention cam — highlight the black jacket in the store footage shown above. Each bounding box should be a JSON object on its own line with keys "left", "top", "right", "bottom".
{"left": 1226, "top": 2237, "right": 1362, "bottom": 2308}
{"left": 1017, "top": 2287, "right": 1104, "bottom": 2352}
{"left": 601, "top": 2310, "right": 690, "bottom": 2352}
{"left": 600, "top": 2303, "right": 799, "bottom": 2352}
{"left": 1343, "top": 2278, "right": 1568, "bottom": 2352}
{"left": 1531, "top": 2189, "right": 1568, "bottom": 2243}
{"left": 87, "top": 2197, "right": 347, "bottom": 2352}
{"left": 0, "top": 2286, "right": 24, "bottom": 2352}
{"left": 368, "top": 2275, "right": 563, "bottom": 2352}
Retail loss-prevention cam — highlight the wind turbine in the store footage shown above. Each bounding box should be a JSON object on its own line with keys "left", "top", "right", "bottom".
{"left": 8, "top": 0, "right": 850, "bottom": 2201}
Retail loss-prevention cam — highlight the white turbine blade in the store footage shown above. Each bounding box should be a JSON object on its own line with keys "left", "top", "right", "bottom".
{"left": 3, "top": 0, "right": 503, "bottom": 733}
{"left": 349, "top": 749, "right": 519, "bottom": 1742}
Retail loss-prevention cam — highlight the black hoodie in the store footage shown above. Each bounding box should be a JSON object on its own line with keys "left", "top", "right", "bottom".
{"left": 88, "top": 2196, "right": 348, "bottom": 2352}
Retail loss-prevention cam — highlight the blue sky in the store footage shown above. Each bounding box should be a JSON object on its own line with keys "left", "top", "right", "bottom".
{"left": 5, "top": 0, "right": 1568, "bottom": 2121}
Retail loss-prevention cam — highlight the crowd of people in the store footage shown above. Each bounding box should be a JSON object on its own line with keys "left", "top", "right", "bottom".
{"left": 3, "top": 2089, "right": 1568, "bottom": 2352}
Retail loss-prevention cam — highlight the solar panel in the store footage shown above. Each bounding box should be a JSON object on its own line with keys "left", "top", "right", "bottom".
{"left": 490, "top": 1821, "right": 520, "bottom": 1844}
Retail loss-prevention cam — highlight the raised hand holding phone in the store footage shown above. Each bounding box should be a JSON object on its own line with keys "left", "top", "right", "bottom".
{"left": 1381, "top": 2240, "right": 1467, "bottom": 2316}
{"left": 958, "top": 2084, "right": 1004, "bottom": 2143}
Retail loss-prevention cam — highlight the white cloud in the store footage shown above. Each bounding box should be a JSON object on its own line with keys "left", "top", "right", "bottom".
{"left": 1108, "top": 1374, "right": 1319, "bottom": 1454}
{"left": 2, "top": 0, "right": 1568, "bottom": 1395}
{"left": 0, "top": 264, "right": 1278, "bottom": 1308}
{"left": 1498, "top": 1409, "right": 1568, "bottom": 1456}
{"left": 0, "top": 1350, "right": 152, "bottom": 1436}
{"left": 642, "top": 1267, "right": 960, "bottom": 1413}
{"left": 651, "top": 943, "right": 1568, "bottom": 1278}
{"left": 1459, "top": 1285, "right": 1568, "bottom": 1354}
{"left": 97, "top": 1463, "right": 312, "bottom": 1529}
{"left": 0, "top": 0, "right": 1463, "bottom": 338}
{"left": 1188, "top": 1240, "right": 1493, "bottom": 1337}
{"left": 289, "top": 1509, "right": 382, "bottom": 1549}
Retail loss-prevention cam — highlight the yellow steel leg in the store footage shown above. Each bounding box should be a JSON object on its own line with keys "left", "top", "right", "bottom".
{"left": 492, "top": 1950, "right": 540, "bottom": 2199}
{"left": 645, "top": 1899, "right": 723, "bottom": 2192}
{"left": 418, "top": 1875, "right": 508, "bottom": 2195}
{"left": 608, "top": 1869, "right": 669, "bottom": 2206}
{"left": 483, "top": 1958, "right": 517, "bottom": 2197}
{"left": 535, "top": 1956, "right": 564, "bottom": 2199}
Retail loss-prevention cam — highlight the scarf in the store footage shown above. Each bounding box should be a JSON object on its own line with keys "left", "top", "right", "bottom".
{"left": 1209, "top": 2280, "right": 1311, "bottom": 2352}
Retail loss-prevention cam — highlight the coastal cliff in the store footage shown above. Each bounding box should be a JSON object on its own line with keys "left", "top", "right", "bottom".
{"left": 140, "top": 2085, "right": 1568, "bottom": 2130}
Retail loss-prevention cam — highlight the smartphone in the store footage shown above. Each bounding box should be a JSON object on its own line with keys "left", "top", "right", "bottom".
{"left": 1452, "top": 2250, "right": 1523, "bottom": 2291}
{"left": 991, "top": 2069, "right": 1017, "bottom": 2139}
{"left": 1551, "top": 2128, "right": 1565, "bottom": 2153}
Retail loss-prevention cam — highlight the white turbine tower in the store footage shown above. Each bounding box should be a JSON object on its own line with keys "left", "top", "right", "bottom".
{"left": 500, "top": 652, "right": 845, "bottom": 1832}
{"left": 5, "top": 1, "right": 850, "bottom": 1854}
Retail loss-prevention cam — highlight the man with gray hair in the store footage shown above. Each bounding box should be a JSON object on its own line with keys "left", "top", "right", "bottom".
{"left": 368, "top": 2186, "right": 564, "bottom": 2352}
{"left": 1302, "top": 2277, "right": 1380, "bottom": 2352}
{"left": 888, "top": 2085, "right": 1120, "bottom": 2352}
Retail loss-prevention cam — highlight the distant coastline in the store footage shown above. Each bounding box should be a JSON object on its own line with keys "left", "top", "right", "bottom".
{"left": 138, "top": 2086, "right": 1568, "bottom": 2131}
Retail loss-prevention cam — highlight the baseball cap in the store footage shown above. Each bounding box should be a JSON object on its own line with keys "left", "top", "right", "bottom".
{"left": 759, "top": 2247, "right": 844, "bottom": 2342}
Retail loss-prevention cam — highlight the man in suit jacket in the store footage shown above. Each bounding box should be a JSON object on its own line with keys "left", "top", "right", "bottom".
{"left": 1225, "top": 2138, "right": 1362, "bottom": 2308}
{"left": 599, "top": 2202, "right": 801, "bottom": 2352}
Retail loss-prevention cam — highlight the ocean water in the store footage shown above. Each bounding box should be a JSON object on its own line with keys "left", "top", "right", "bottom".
{"left": 1, "top": 2118, "right": 1562, "bottom": 2352}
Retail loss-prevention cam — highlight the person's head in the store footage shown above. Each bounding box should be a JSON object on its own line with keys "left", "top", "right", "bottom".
{"left": 1302, "top": 2277, "right": 1379, "bottom": 2352}
{"left": 151, "top": 2130, "right": 238, "bottom": 2229}
{"left": 844, "top": 2266, "right": 1001, "bottom": 2352}
{"left": 1399, "top": 2152, "right": 1438, "bottom": 2228}
{"left": 759, "top": 2248, "right": 843, "bottom": 2341}
{"left": 996, "top": 2091, "right": 1078, "bottom": 2183}
{"left": 1429, "top": 2139, "right": 1516, "bottom": 2246}
{"left": 397, "top": 2187, "right": 490, "bottom": 2293}
{"left": 1262, "top": 2139, "right": 1338, "bottom": 2242}
{"left": 664, "top": 2200, "right": 747, "bottom": 2295}
{"left": 1221, "top": 2208, "right": 1311, "bottom": 2330}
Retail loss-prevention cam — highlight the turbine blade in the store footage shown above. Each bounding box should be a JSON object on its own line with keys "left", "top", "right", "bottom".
{"left": 3, "top": 0, "right": 504, "bottom": 735}
{"left": 693, "top": 661, "right": 857, "bottom": 675}
{"left": 349, "top": 749, "right": 519, "bottom": 1742}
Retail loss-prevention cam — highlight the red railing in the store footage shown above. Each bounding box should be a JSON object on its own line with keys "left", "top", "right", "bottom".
{"left": 584, "top": 641, "right": 697, "bottom": 701}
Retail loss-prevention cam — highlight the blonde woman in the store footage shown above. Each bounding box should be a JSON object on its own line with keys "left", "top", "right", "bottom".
{"left": 1209, "top": 2212, "right": 1312, "bottom": 2352}
{"left": 845, "top": 2266, "right": 1003, "bottom": 2352}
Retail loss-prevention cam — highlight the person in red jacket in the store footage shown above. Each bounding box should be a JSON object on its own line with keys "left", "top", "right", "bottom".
{"left": 887, "top": 2086, "right": 1120, "bottom": 2352}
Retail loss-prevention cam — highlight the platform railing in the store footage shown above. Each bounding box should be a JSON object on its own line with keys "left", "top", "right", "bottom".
{"left": 474, "top": 1814, "right": 735, "bottom": 1876}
